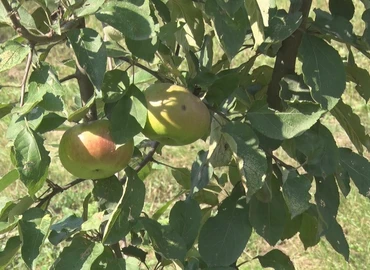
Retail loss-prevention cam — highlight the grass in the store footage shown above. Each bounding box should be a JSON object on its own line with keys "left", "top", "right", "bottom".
{"left": 1, "top": 0, "right": 370, "bottom": 269}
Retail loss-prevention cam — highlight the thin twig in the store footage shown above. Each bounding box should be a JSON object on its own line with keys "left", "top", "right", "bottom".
{"left": 60, "top": 73, "right": 77, "bottom": 83}
{"left": 118, "top": 56, "right": 172, "bottom": 83}
{"left": 119, "top": 141, "right": 160, "bottom": 184}
{"left": 20, "top": 44, "right": 34, "bottom": 106}
{"left": 36, "top": 178, "right": 87, "bottom": 208}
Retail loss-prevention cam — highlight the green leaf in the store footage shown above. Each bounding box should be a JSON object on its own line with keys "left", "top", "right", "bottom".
{"left": 249, "top": 179, "right": 287, "bottom": 245}
{"left": 363, "top": 9, "right": 370, "bottom": 48}
{"left": 282, "top": 171, "right": 311, "bottom": 219}
{"left": 169, "top": 199, "right": 201, "bottom": 249}
{"left": 0, "top": 169, "right": 19, "bottom": 193}
{"left": 49, "top": 215, "right": 83, "bottom": 246}
{"left": 171, "top": 167, "right": 191, "bottom": 190}
{"left": 18, "top": 208, "right": 53, "bottom": 269}
{"left": 294, "top": 123, "right": 339, "bottom": 177}
{"left": 216, "top": 0, "right": 244, "bottom": 16}
{"left": 67, "top": 96, "right": 95, "bottom": 122}
{"left": 345, "top": 64, "right": 370, "bottom": 102}
{"left": 223, "top": 122, "right": 268, "bottom": 198}
{"left": 0, "top": 40, "right": 30, "bottom": 72}
{"left": 298, "top": 34, "right": 346, "bottom": 110}
{"left": 102, "top": 168, "right": 145, "bottom": 245}
{"left": 91, "top": 246, "right": 127, "bottom": 269}
{"left": 126, "top": 37, "right": 158, "bottom": 62}
{"left": 13, "top": 82, "right": 47, "bottom": 116}
{"left": 329, "top": 0, "right": 354, "bottom": 20}
{"left": 258, "top": 249, "right": 295, "bottom": 270}
{"left": 315, "top": 176, "right": 339, "bottom": 230}
{"left": 6, "top": 109, "right": 44, "bottom": 141}
{"left": 152, "top": 0, "right": 171, "bottom": 23}
{"left": 266, "top": 11, "right": 302, "bottom": 44}
{"left": 96, "top": 0, "right": 155, "bottom": 40}
{"left": 279, "top": 74, "right": 315, "bottom": 104}
{"left": 198, "top": 184, "right": 252, "bottom": 266}
{"left": 247, "top": 101, "right": 324, "bottom": 140}
{"left": 313, "top": 10, "right": 355, "bottom": 45}
{"left": 152, "top": 190, "right": 186, "bottom": 221}
{"left": 244, "top": 0, "right": 265, "bottom": 48}
{"left": 299, "top": 206, "right": 321, "bottom": 249}
{"left": 335, "top": 165, "right": 351, "bottom": 197}
{"left": 51, "top": 236, "right": 104, "bottom": 270}
{"left": 331, "top": 99, "right": 370, "bottom": 154}
{"left": 190, "top": 150, "right": 213, "bottom": 195}
{"left": 109, "top": 84, "right": 147, "bottom": 144}
{"left": 36, "top": 113, "right": 66, "bottom": 134}
{"left": 0, "top": 103, "right": 13, "bottom": 120}
{"left": 281, "top": 214, "right": 302, "bottom": 240}
{"left": 92, "top": 176, "right": 123, "bottom": 210}
{"left": 13, "top": 127, "right": 50, "bottom": 196}
{"left": 140, "top": 217, "right": 187, "bottom": 261}
{"left": 75, "top": 0, "right": 105, "bottom": 17}
{"left": 67, "top": 28, "right": 107, "bottom": 90}
{"left": 101, "top": 70, "right": 129, "bottom": 103}
{"left": 122, "top": 245, "right": 147, "bottom": 263}
{"left": 7, "top": 196, "right": 34, "bottom": 223}
{"left": 0, "top": 197, "right": 14, "bottom": 221}
{"left": 205, "top": 1, "right": 249, "bottom": 59}
{"left": 339, "top": 148, "right": 370, "bottom": 199}
{"left": 207, "top": 115, "right": 233, "bottom": 167}
{"left": 205, "top": 71, "right": 239, "bottom": 107}
{"left": 81, "top": 212, "right": 105, "bottom": 232}
{"left": 0, "top": 236, "right": 21, "bottom": 269}
{"left": 0, "top": 218, "right": 19, "bottom": 234}
{"left": 325, "top": 219, "right": 350, "bottom": 261}
{"left": 168, "top": 0, "right": 205, "bottom": 47}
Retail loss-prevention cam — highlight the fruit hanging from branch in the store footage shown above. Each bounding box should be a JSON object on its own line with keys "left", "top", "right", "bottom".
{"left": 58, "top": 119, "right": 134, "bottom": 180}
{"left": 142, "top": 83, "right": 211, "bottom": 146}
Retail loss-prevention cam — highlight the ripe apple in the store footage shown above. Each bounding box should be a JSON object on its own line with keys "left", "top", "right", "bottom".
{"left": 58, "top": 120, "right": 134, "bottom": 179}
{"left": 142, "top": 83, "right": 211, "bottom": 146}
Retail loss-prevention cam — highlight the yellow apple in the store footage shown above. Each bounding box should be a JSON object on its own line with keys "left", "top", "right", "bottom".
{"left": 142, "top": 83, "right": 211, "bottom": 146}
{"left": 58, "top": 120, "right": 134, "bottom": 179}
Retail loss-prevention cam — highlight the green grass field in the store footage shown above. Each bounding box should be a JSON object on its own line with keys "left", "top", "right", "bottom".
{"left": 1, "top": 0, "right": 370, "bottom": 269}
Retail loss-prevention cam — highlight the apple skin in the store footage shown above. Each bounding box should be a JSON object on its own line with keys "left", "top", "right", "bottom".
{"left": 142, "top": 83, "right": 211, "bottom": 146}
{"left": 58, "top": 120, "right": 134, "bottom": 180}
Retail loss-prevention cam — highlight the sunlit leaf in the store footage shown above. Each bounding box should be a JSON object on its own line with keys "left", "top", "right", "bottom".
{"left": 298, "top": 34, "right": 346, "bottom": 110}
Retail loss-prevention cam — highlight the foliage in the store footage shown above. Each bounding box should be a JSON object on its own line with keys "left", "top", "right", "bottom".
{"left": 0, "top": 0, "right": 370, "bottom": 269}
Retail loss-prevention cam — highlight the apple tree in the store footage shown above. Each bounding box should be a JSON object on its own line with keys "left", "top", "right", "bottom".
{"left": 0, "top": 0, "right": 370, "bottom": 268}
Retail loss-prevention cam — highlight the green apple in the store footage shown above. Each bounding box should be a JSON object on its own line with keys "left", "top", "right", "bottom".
{"left": 142, "top": 83, "right": 211, "bottom": 146}
{"left": 58, "top": 120, "right": 134, "bottom": 179}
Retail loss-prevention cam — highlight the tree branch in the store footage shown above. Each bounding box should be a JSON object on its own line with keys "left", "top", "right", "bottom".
{"left": 36, "top": 178, "right": 87, "bottom": 208}
{"left": 119, "top": 141, "right": 160, "bottom": 184}
{"left": 20, "top": 44, "right": 34, "bottom": 106}
{"left": 60, "top": 73, "right": 77, "bottom": 83}
{"left": 0, "top": 0, "right": 79, "bottom": 45}
{"left": 75, "top": 19, "right": 97, "bottom": 122}
{"left": 118, "top": 57, "right": 172, "bottom": 83}
{"left": 267, "top": 0, "right": 313, "bottom": 110}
